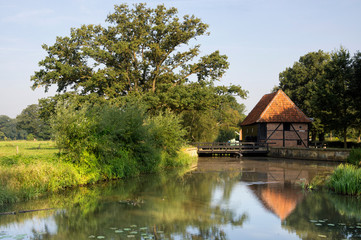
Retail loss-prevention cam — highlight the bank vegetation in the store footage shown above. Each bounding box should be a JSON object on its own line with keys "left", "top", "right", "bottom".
{"left": 0, "top": 101, "right": 197, "bottom": 206}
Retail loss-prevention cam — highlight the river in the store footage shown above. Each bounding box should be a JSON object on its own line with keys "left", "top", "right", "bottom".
{"left": 0, "top": 157, "right": 360, "bottom": 240}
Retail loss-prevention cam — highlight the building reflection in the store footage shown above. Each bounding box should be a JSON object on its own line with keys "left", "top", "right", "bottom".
{"left": 196, "top": 156, "right": 336, "bottom": 221}
{"left": 241, "top": 166, "right": 311, "bottom": 221}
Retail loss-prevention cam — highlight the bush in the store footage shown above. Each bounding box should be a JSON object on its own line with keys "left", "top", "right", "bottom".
{"left": 51, "top": 101, "right": 189, "bottom": 180}
{"left": 26, "top": 133, "right": 35, "bottom": 141}
{"left": 347, "top": 148, "right": 361, "bottom": 166}
{"left": 215, "top": 127, "right": 238, "bottom": 142}
{"left": 146, "top": 110, "right": 186, "bottom": 158}
{"left": 328, "top": 164, "right": 361, "bottom": 195}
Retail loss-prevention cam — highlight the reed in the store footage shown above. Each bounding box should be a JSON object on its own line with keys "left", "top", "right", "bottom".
{"left": 328, "top": 164, "right": 361, "bottom": 195}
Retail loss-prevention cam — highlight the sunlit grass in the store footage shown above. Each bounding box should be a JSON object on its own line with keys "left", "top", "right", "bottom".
{"left": 0, "top": 140, "right": 196, "bottom": 205}
{"left": 0, "top": 141, "right": 82, "bottom": 204}
{"left": 0, "top": 140, "right": 58, "bottom": 163}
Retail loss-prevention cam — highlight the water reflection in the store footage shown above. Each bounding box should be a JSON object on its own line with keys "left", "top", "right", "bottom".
{"left": 0, "top": 157, "right": 360, "bottom": 240}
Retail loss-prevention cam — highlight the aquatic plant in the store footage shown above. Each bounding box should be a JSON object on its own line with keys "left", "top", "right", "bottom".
{"left": 328, "top": 164, "right": 361, "bottom": 195}
{"left": 299, "top": 174, "right": 330, "bottom": 191}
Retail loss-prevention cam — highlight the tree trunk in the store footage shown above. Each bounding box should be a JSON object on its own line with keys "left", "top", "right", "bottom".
{"left": 343, "top": 127, "right": 347, "bottom": 149}
{"left": 319, "top": 132, "right": 325, "bottom": 142}
{"left": 311, "top": 131, "right": 317, "bottom": 142}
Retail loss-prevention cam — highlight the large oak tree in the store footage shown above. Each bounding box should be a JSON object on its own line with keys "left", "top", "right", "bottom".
{"left": 31, "top": 3, "right": 246, "bottom": 101}
{"left": 32, "top": 4, "right": 247, "bottom": 141}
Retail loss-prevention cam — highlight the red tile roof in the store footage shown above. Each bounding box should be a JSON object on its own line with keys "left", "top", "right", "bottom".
{"left": 241, "top": 90, "right": 311, "bottom": 126}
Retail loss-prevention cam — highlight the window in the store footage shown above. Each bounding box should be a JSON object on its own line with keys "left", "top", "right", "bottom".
{"left": 284, "top": 123, "right": 291, "bottom": 131}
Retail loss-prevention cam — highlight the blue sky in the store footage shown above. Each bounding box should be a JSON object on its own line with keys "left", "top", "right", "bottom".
{"left": 1, "top": 0, "right": 360, "bottom": 118}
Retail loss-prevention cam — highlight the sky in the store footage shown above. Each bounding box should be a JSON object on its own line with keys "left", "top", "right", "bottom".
{"left": 1, "top": 0, "right": 361, "bottom": 118}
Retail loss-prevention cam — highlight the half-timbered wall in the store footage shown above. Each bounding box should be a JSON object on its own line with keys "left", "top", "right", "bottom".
{"left": 266, "top": 123, "right": 308, "bottom": 148}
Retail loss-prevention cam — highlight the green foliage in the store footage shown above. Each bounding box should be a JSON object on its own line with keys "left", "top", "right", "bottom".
{"left": 26, "top": 133, "right": 34, "bottom": 141}
{"left": 31, "top": 3, "right": 248, "bottom": 143}
{"left": 278, "top": 50, "right": 330, "bottom": 140}
{"left": 16, "top": 104, "right": 51, "bottom": 140}
{"left": 51, "top": 100, "right": 190, "bottom": 180}
{"left": 216, "top": 127, "right": 238, "bottom": 142}
{"left": 146, "top": 110, "right": 186, "bottom": 157}
{"left": 300, "top": 174, "right": 329, "bottom": 191}
{"left": 31, "top": 3, "right": 241, "bottom": 97}
{"left": 0, "top": 115, "right": 27, "bottom": 140}
{"left": 350, "top": 51, "right": 361, "bottom": 120}
{"left": 182, "top": 110, "right": 219, "bottom": 142}
{"left": 347, "top": 148, "right": 361, "bottom": 166}
{"left": 328, "top": 164, "right": 361, "bottom": 195}
{"left": 0, "top": 131, "right": 6, "bottom": 141}
{"left": 313, "top": 48, "right": 355, "bottom": 148}
{"left": 279, "top": 47, "right": 361, "bottom": 148}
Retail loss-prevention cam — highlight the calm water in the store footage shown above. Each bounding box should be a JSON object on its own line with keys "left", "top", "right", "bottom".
{"left": 1, "top": 157, "right": 361, "bottom": 240}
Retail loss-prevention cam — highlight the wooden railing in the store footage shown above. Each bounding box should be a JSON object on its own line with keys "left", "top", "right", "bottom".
{"left": 194, "top": 142, "right": 269, "bottom": 156}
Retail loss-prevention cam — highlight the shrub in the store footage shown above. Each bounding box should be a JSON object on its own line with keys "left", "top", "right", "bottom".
{"left": 328, "top": 164, "right": 361, "bottom": 195}
{"left": 146, "top": 110, "right": 186, "bottom": 158}
{"left": 26, "top": 133, "right": 35, "bottom": 141}
{"left": 215, "top": 127, "right": 238, "bottom": 142}
{"left": 347, "top": 148, "right": 361, "bottom": 166}
{"left": 51, "top": 100, "right": 189, "bottom": 180}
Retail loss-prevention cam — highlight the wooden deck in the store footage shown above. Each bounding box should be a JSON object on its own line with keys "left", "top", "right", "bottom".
{"left": 195, "top": 142, "right": 269, "bottom": 157}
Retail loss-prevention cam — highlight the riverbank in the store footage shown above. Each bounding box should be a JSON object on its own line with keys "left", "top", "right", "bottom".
{"left": 0, "top": 141, "right": 197, "bottom": 206}
{"left": 298, "top": 149, "right": 361, "bottom": 196}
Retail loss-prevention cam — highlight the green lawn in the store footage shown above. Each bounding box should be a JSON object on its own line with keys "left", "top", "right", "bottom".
{"left": 0, "top": 140, "right": 81, "bottom": 205}
{"left": 0, "top": 140, "right": 58, "bottom": 164}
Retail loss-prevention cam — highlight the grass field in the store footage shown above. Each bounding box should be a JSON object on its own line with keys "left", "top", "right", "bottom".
{"left": 0, "top": 140, "right": 197, "bottom": 205}
{"left": 0, "top": 140, "right": 82, "bottom": 205}
{"left": 0, "top": 140, "right": 58, "bottom": 163}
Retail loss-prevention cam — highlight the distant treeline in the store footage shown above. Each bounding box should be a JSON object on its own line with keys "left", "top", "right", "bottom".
{"left": 0, "top": 104, "right": 51, "bottom": 141}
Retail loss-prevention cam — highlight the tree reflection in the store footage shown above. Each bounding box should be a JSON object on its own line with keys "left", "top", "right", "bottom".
{"left": 283, "top": 192, "right": 361, "bottom": 239}
{"left": 13, "top": 170, "right": 248, "bottom": 240}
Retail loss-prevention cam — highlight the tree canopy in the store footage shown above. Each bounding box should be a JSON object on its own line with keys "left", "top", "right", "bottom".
{"left": 278, "top": 50, "right": 330, "bottom": 140}
{"left": 16, "top": 104, "right": 51, "bottom": 140}
{"left": 278, "top": 48, "right": 361, "bottom": 147}
{"left": 31, "top": 3, "right": 247, "bottom": 142}
{"left": 31, "top": 4, "right": 244, "bottom": 98}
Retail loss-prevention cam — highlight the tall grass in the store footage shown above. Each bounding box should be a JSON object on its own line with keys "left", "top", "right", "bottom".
{"left": 0, "top": 141, "right": 82, "bottom": 204}
{"left": 328, "top": 164, "right": 361, "bottom": 195}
